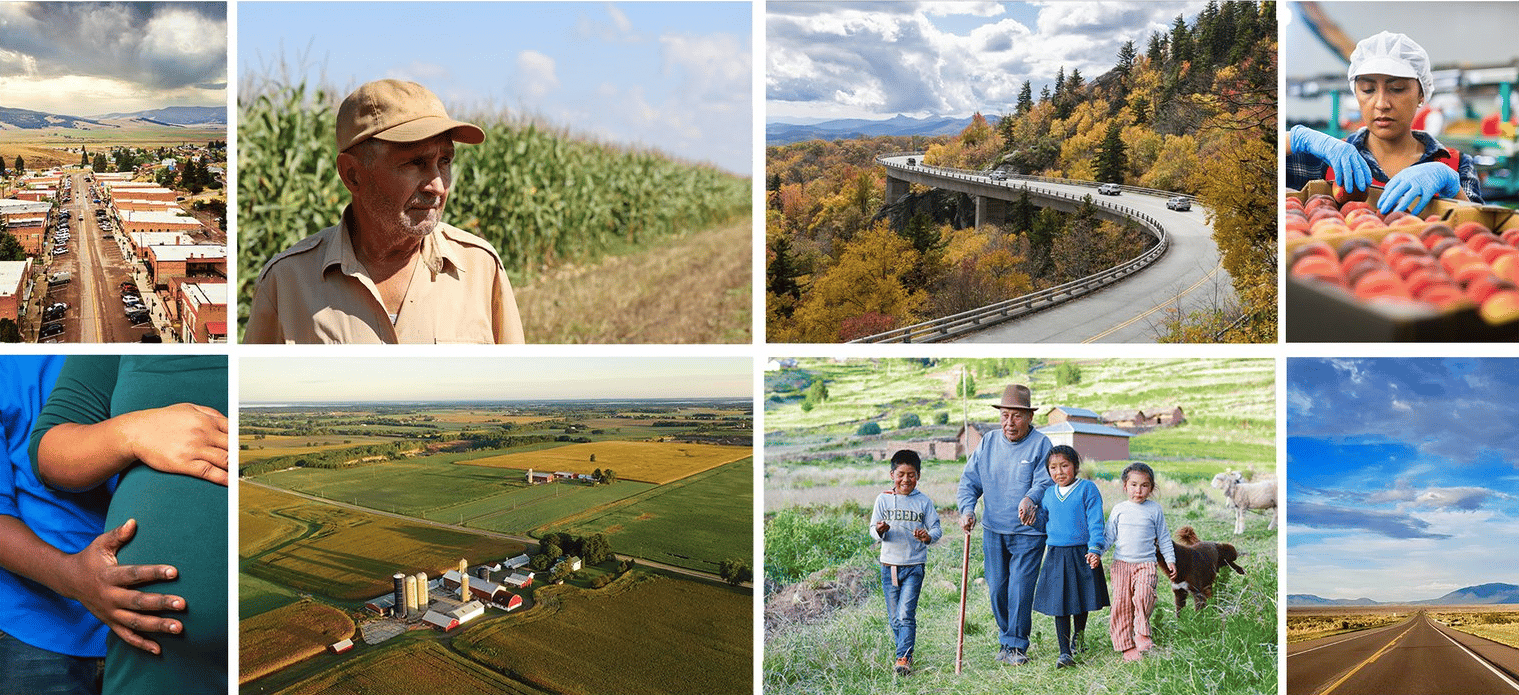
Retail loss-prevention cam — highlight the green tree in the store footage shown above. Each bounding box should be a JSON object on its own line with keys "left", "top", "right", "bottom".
{"left": 1095, "top": 121, "right": 1128, "bottom": 184}
{"left": 1115, "top": 40, "right": 1137, "bottom": 82}
{"left": 0, "top": 318, "right": 20, "bottom": 343}
{"left": 1055, "top": 362, "right": 1082, "bottom": 386}
{"left": 540, "top": 542, "right": 562, "bottom": 560}
{"left": 529, "top": 554, "right": 551, "bottom": 571}
{"left": 14, "top": 155, "right": 24, "bottom": 176}
{"left": 897, "top": 413, "right": 921, "bottom": 429}
{"left": 957, "top": 371, "right": 976, "bottom": 399}
{"left": 718, "top": 558, "right": 752, "bottom": 586}
{"left": 583, "top": 533, "right": 613, "bottom": 565}
{"left": 80, "top": 148, "right": 89, "bottom": 168}
{"left": 92, "top": 153, "right": 107, "bottom": 172}
{"left": 766, "top": 232, "right": 804, "bottom": 319}
{"left": 593, "top": 467, "right": 602, "bottom": 481}
{"left": 1016, "top": 80, "right": 1034, "bottom": 116}
{"left": 856, "top": 422, "right": 881, "bottom": 436}
{"left": 935, "top": 411, "right": 950, "bottom": 425}
{"left": 602, "top": 468, "right": 616, "bottom": 484}
{"left": 589, "top": 453, "right": 596, "bottom": 463}
{"left": 0, "top": 231, "right": 24, "bottom": 262}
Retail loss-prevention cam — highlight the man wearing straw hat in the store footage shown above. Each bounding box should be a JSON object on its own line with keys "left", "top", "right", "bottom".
{"left": 246, "top": 79, "right": 525, "bottom": 343}
{"left": 958, "top": 384, "right": 1053, "bottom": 666}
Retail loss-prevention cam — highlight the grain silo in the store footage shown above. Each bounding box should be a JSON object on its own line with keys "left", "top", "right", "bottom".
{"left": 392, "top": 573, "right": 406, "bottom": 617}
{"left": 476, "top": 566, "right": 490, "bottom": 581}
{"left": 460, "top": 572, "right": 470, "bottom": 601}
{"left": 414, "top": 571, "right": 429, "bottom": 608}
{"left": 404, "top": 574, "right": 419, "bottom": 616}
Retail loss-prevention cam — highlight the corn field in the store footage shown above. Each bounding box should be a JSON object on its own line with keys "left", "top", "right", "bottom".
{"left": 237, "top": 82, "right": 751, "bottom": 338}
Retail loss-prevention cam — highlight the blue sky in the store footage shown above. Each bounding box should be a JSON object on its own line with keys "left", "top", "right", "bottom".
{"left": 240, "top": 356, "right": 752, "bottom": 403}
{"left": 238, "top": 2, "right": 751, "bottom": 174}
{"left": 766, "top": 1, "right": 1206, "bottom": 122}
{"left": 1288, "top": 358, "right": 1519, "bottom": 602}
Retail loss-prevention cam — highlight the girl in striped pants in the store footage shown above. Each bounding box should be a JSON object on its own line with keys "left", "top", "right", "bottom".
{"left": 1103, "top": 463, "right": 1177, "bottom": 662}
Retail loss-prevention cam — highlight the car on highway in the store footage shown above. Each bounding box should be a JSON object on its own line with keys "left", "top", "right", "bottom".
{"left": 1166, "top": 196, "right": 1192, "bottom": 211}
{"left": 989, "top": 170, "right": 1008, "bottom": 181}
{"left": 1098, "top": 183, "right": 1122, "bottom": 195}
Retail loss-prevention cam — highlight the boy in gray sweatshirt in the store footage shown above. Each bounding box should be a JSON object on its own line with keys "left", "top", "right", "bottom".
{"left": 870, "top": 450, "right": 943, "bottom": 676}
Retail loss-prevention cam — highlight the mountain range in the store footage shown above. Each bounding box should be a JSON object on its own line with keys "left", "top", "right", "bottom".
{"left": 0, "top": 105, "right": 226, "bottom": 131}
{"left": 766, "top": 113, "right": 1000, "bottom": 146}
{"left": 1288, "top": 583, "right": 1519, "bottom": 607}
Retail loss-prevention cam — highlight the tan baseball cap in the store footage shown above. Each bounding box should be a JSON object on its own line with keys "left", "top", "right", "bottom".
{"left": 336, "top": 79, "right": 485, "bottom": 153}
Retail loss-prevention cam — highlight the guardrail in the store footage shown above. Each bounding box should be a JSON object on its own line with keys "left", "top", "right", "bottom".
{"left": 850, "top": 154, "right": 1178, "bottom": 343}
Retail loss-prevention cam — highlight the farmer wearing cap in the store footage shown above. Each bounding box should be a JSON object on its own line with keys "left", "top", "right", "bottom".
{"left": 1287, "top": 31, "right": 1481, "bottom": 215}
{"left": 958, "top": 384, "right": 1053, "bottom": 666}
{"left": 246, "top": 79, "right": 525, "bottom": 343}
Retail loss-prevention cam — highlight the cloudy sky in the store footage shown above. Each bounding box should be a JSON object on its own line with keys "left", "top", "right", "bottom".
{"left": 1288, "top": 358, "right": 1519, "bottom": 602}
{"left": 767, "top": 1, "right": 1206, "bottom": 122}
{"left": 239, "top": 2, "right": 750, "bottom": 175}
{"left": 241, "top": 356, "right": 752, "bottom": 403}
{"left": 0, "top": 2, "right": 226, "bottom": 115}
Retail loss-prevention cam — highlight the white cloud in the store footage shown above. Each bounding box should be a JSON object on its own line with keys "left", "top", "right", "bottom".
{"left": 607, "top": 3, "right": 633, "bottom": 34}
{"left": 516, "top": 50, "right": 559, "bottom": 101}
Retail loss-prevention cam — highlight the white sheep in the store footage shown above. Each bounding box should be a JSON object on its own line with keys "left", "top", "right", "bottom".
{"left": 1211, "top": 470, "right": 1276, "bottom": 535}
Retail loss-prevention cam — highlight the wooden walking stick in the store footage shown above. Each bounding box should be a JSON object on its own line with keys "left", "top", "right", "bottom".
{"left": 956, "top": 524, "right": 971, "bottom": 674}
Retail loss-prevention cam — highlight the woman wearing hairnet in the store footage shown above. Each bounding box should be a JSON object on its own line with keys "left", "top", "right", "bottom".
{"left": 1287, "top": 31, "right": 1482, "bottom": 215}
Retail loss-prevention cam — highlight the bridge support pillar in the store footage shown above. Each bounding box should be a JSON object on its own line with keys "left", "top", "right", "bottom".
{"left": 885, "top": 175, "right": 910, "bottom": 204}
{"left": 974, "top": 195, "right": 1007, "bottom": 228}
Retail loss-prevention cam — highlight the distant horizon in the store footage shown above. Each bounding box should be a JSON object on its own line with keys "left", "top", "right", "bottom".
{"left": 244, "top": 396, "right": 752, "bottom": 406}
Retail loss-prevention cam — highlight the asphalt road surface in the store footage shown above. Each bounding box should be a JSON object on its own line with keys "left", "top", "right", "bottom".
{"left": 878, "top": 156, "right": 1231, "bottom": 343}
{"left": 1288, "top": 612, "right": 1519, "bottom": 695}
{"left": 43, "top": 171, "right": 150, "bottom": 342}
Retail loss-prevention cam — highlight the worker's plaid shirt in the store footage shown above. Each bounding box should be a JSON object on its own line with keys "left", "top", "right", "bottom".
{"left": 1286, "top": 127, "right": 1483, "bottom": 203}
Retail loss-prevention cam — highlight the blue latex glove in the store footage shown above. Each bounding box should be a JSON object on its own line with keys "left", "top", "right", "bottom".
{"left": 1290, "top": 124, "right": 1370, "bottom": 193}
{"left": 1378, "top": 162, "right": 1460, "bottom": 215}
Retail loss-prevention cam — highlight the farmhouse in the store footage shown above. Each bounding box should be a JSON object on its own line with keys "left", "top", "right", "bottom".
{"left": 468, "top": 580, "right": 514, "bottom": 604}
{"left": 553, "top": 556, "right": 583, "bottom": 573}
{"left": 501, "top": 572, "right": 533, "bottom": 589}
{"left": 553, "top": 471, "right": 576, "bottom": 480}
{"left": 1103, "top": 409, "right": 1155, "bottom": 429}
{"left": 1038, "top": 421, "right": 1135, "bottom": 462}
{"left": 526, "top": 468, "right": 553, "bottom": 485}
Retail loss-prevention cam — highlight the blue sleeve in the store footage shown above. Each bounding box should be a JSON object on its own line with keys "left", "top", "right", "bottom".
{"left": 29, "top": 356, "right": 120, "bottom": 491}
{"left": 869, "top": 494, "right": 887, "bottom": 541}
{"left": 924, "top": 496, "right": 943, "bottom": 544}
{"left": 1155, "top": 506, "right": 1175, "bottom": 565}
{"left": 957, "top": 441, "right": 985, "bottom": 517}
{"left": 1024, "top": 437, "right": 1054, "bottom": 505}
{"left": 1084, "top": 482, "right": 1105, "bottom": 554}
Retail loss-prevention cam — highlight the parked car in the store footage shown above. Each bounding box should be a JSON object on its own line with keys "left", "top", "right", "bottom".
{"left": 1167, "top": 196, "right": 1192, "bottom": 211}
{"left": 1098, "top": 183, "right": 1122, "bottom": 195}
{"left": 39, "top": 323, "right": 64, "bottom": 339}
{"left": 139, "top": 332, "right": 162, "bottom": 343}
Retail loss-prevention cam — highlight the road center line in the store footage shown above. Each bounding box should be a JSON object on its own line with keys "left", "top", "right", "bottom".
{"left": 1290, "top": 621, "right": 1405, "bottom": 657}
{"left": 1433, "top": 621, "right": 1519, "bottom": 693}
{"left": 1315, "top": 624, "right": 1415, "bottom": 695}
{"left": 1082, "top": 262, "right": 1223, "bottom": 343}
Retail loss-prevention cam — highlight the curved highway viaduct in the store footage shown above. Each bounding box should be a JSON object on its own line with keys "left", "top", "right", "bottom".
{"left": 879, "top": 154, "right": 1233, "bottom": 343}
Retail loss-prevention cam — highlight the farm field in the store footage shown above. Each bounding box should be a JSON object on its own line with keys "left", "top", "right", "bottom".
{"left": 253, "top": 453, "right": 529, "bottom": 516}
{"left": 547, "top": 458, "right": 753, "bottom": 572}
{"left": 423, "top": 480, "right": 657, "bottom": 533}
{"left": 239, "top": 435, "right": 402, "bottom": 463}
{"left": 241, "top": 486, "right": 524, "bottom": 602}
{"left": 454, "top": 575, "right": 751, "bottom": 695}
{"left": 461, "top": 441, "right": 748, "bottom": 484}
{"left": 240, "top": 601, "right": 355, "bottom": 684}
{"left": 263, "top": 638, "right": 540, "bottom": 695}
{"left": 239, "top": 571, "right": 302, "bottom": 618}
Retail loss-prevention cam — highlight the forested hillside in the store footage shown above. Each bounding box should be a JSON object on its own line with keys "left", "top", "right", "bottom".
{"left": 766, "top": 1, "right": 1276, "bottom": 343}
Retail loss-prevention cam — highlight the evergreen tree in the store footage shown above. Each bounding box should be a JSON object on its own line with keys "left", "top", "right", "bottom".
{"left": 92, "top": 153, "right": 107, "bottom": 172}
{"left": 0, "top": 318, "right": 19, "bottom": 343}
{"left": 14, "top": 156, "right": 24, "bottom": 176}
{"left": 80, "top": 148, "right": 89, "bottom": 168}
{"left": 1016, "top": 80, "right": 1033, "bottom": 116}
{"left": 1116, "top": 40, "right": 1137, "bottom": 82}
{"left": 1169, "top": 14, "right": 1192, "bottom": 68}
{"left": 1067, "top": 68, "right": 1084, "bottom": 95}
{"left": 1039, "top": 84, "right": 1051, "bottom": 103}
{"left": 1096, "top": 121, "right": 1128, "bottom": 184}
{"left": 1146, "top": 31, "right": 1167, "bottom": 64}
{"left": 766, "top": 233, "right": 803, "bottom": 316}
{"left": 0, "top": 230, "right": 23, "bottom": 261}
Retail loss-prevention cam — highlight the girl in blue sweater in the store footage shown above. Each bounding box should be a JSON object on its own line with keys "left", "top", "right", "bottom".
{"left": 1031, "top": 445, "right": 1109, "bottom": 668}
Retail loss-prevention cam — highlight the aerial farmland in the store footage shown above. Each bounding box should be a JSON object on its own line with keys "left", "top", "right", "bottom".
{"left": 239, "top": 358, "right": 754, "bottom": 695}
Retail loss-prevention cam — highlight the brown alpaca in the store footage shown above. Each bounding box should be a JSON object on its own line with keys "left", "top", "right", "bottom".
{"left": 1155, "top": 526, "right": 1244, "bottom": 615}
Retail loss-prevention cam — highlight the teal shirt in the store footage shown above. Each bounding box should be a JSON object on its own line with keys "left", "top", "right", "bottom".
{"left": 31, "top": 355, "right": 227, "bottom": 695}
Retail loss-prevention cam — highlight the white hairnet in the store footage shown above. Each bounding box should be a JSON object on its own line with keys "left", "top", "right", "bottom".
{"left": 1348, "top": 31, "right": 1432, "bottom": 103}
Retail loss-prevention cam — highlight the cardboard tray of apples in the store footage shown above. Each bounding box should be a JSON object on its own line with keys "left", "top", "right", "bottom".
{"left": 1286, "top": 180, "right": 1519, "bottom": 341}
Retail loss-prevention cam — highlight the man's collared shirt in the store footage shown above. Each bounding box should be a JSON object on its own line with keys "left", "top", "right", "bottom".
{"left": 245, "top": 209, "right": 525, "bottom": 343}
